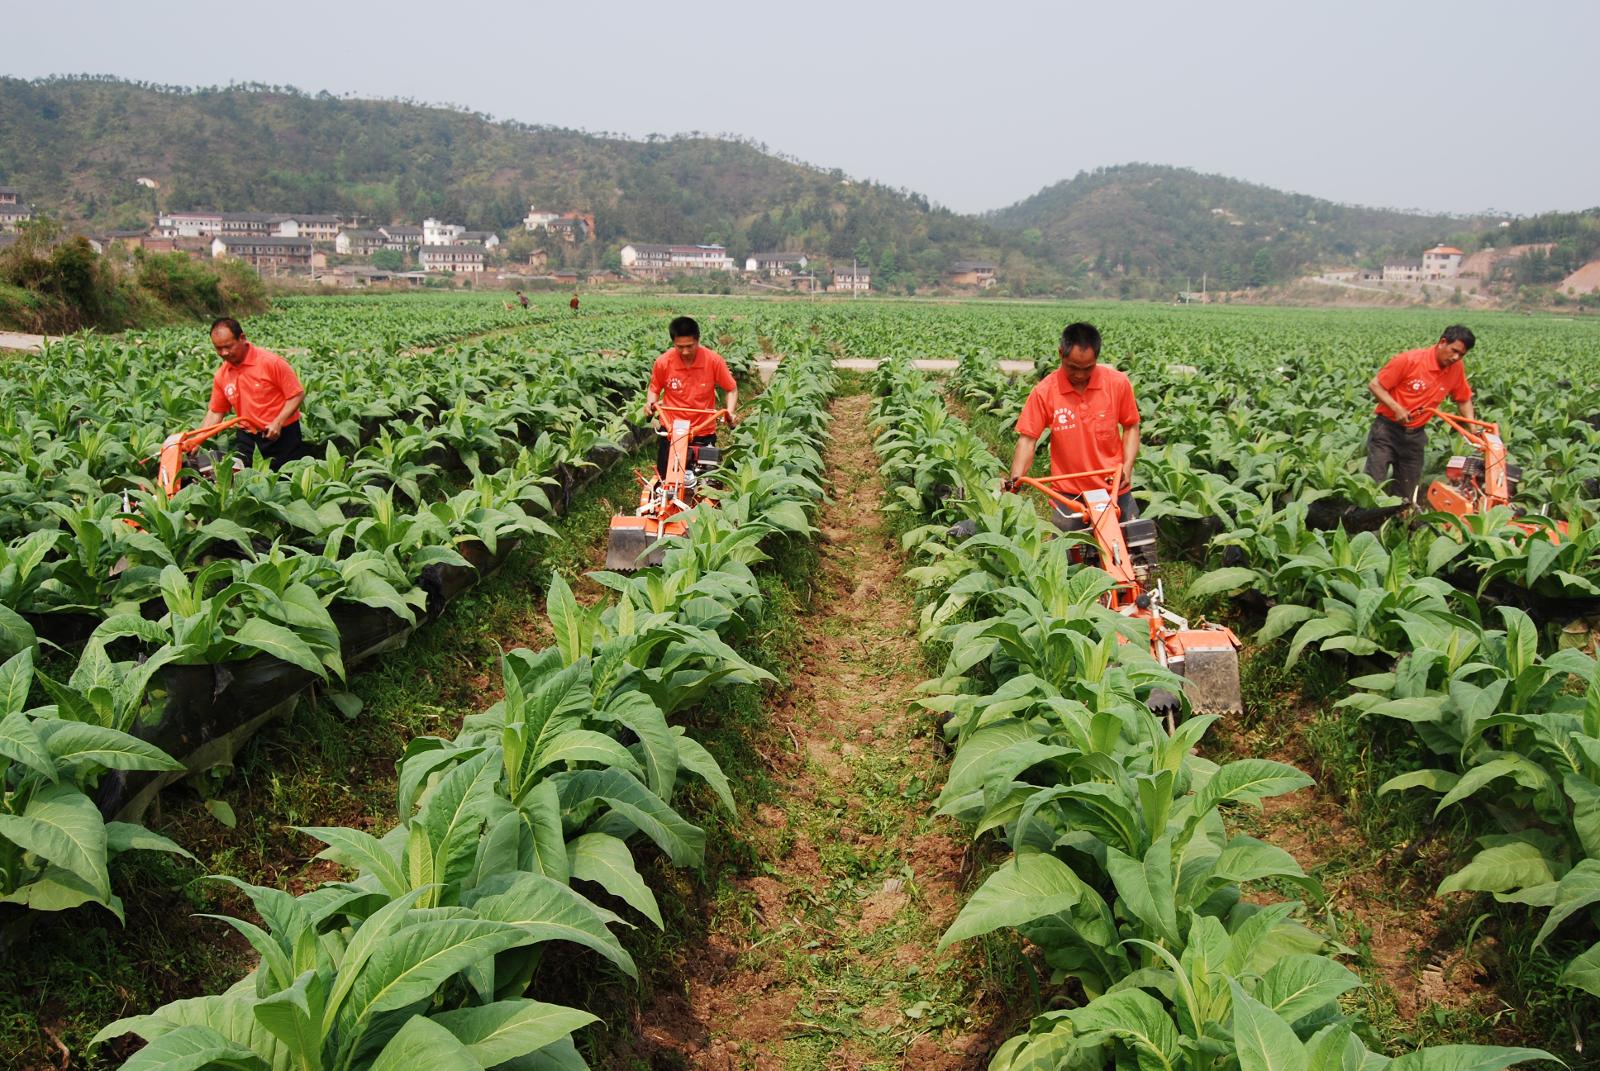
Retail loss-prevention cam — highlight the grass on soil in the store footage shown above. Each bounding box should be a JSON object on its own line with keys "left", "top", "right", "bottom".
{"left": 594, "top": 391, "right": 1023, "bottom": 1071}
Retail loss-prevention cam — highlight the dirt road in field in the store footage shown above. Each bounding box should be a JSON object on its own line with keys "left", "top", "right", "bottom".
{"left": 621, "top": 395, "right": 1011, "bottom": 1070}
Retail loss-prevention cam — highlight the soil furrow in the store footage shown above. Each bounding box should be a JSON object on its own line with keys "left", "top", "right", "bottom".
{"left": 626, "top": 394, "right": 1008, "bottom": 1070}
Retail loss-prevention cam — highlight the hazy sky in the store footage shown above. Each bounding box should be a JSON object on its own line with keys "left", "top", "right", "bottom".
{"left": 9, "top": 0, "right": 1597, "bottom": 217}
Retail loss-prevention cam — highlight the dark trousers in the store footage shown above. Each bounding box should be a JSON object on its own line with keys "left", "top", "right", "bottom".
{"left": 656, "top": 433, "right": 717, "bottom": 479}
{"left": 1364, "top": 416, "right": 1427, "bottom": 503}
{"left": 236, "top": 420, "right": 305, "bottom": 471}
{"left": 1052, "top": 489, "right": 1139, "bottom": 531}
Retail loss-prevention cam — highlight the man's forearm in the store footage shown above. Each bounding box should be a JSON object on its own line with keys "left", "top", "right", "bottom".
{"left": 202, "top": 409, "right": 229, "bottom": 428}
{"left": 1010, "top": 436, "right": 1039, "bottom": 481}
{"left": 1368, "top": 379, "right": 1407, "bottom": 420}
{"left": 1121, "top": 425, "right": 1141, "bottom": 483}
{"left": 645, "top": 387, "right": 659, "bottom": 412}
{"left": 724, "top": 387, "right": 739, "bottom": 420}
{"left": 271, "top": 393, "right": 304, "bottom": 428}
{"left": 1460, "top": 398, "right": 1476, "bottom": 422}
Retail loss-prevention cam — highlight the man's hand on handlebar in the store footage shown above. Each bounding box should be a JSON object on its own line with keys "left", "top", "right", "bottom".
{"left": 724, "top": 406, "right": 738, "bottom": 427}
{"left": 1001, "top": 476, "right": 1020, "bottom": 493}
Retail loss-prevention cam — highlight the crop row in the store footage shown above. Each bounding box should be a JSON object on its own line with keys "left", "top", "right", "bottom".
{"left": 871, "top": 357, "right": 1550, "bottom": 1071}
{"left": 82, "top": 352, "right": 835, "bottom": 1069}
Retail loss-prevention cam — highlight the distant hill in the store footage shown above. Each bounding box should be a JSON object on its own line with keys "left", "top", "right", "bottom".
{"left": 0, "top": 76, "right": 1029, "bottom": 290}
{"left": 986, "top": 164, "right": 1495, "bottom": 292}
{"left": 0, "top": 78, "right": 1520, "bottom": 296}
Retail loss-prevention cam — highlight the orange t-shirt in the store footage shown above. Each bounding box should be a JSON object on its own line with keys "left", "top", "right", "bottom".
{"left": 1372, "top": 346, "right": 1471, "bottom": 428}
{"left": 650, "top": 346, "right": 736, "bottom": 413}
{"left": 208, "top": 343, "right": 304, "bottom": 429}
{"left": 1016, "top": 365, "right": 1140, "bottom": 493}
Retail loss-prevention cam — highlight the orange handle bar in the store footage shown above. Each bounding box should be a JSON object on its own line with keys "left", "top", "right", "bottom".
{"left": 655, "top": 405, "right": 726, "bottom": 437}
{"left": 1015, "top": 467, "right": 1123, "bottom": 517}
{"left": 1419, "top": 407, "right": 1498, "bottom": 447}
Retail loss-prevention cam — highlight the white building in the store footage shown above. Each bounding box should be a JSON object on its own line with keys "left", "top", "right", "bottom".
{"left": 523, "top": 205, "right": 562, "bottom": 231}
{"left": 422, "top": 218, "right": 466, "bottom": 246}
{"left": 832, "top": 265, "right": 871, "bottom": 293}
{"left": 156, "top": 211, "right": 224, "bottom": 238}
{"left": 620, "top": 242, "right": 735, "bottom": 277}
{"left": 0, "top": 202, "right": 34, "bottom": 233}
{"left": 378, "top": 225, "right": 423, "bottom": 251}
{"left": 1422, "top": 245, "right": 1463, "bottom": 280}
{"left": 745, "top": 251, "right": 808, "bottom": 275}
{"left": 458, "top": 231, "right": 501, "bottom": 250}
{"left": 279, "top": 215, "right": 342, "bottom": 241}
{"left": 336, "top": 229, "right": 387, "bottom": 256}
{"left": 1382, "top": 260, "right": 1423, "bottom": 283}
{"left": 419, "top": 243, "right": 486, "bottom": 273}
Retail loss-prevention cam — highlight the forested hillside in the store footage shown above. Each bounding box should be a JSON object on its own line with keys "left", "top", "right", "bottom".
{"left": 987, "top": 164, "right": 1495, "bottom": 293}
{"left": 0, "top": 78, "right": 1506, "bottom": 295}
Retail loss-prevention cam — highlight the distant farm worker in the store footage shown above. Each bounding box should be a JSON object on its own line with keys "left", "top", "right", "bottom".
{"left": 569, "top": 292, "right": 580, "bottom": 314}
{"left": 646, "top": 315, "right": 738, "bottom": 479}
{"left": 517, "top": 290, "right": 529, "bottom": 309}
{"left": 1364, "top": 325, "right": 1476, "bottom": 503}
{"left": 202, "top": 316, "right": 306, "bottom": 469}
{"left": 1006, "top": 321, "right": 1141, "bottom": 526}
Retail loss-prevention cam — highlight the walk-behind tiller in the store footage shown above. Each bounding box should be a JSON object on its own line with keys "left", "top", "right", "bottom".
{"left": 605, "top": 404, "right": 727, "bottom": 570}
{"left": 1014, "top": 467, "right": 1243, "bottom": 720}
{"left": 1422, "top": 407, "right": 1568, "bottom": 541}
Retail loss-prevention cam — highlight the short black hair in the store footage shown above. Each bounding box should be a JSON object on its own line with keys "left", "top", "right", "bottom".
{"left": 669, "top": 315, "right": 700, "bottom": 341}
{"left": 1440, "top": 325, "right": 1475, "bottom": 351}
{"left": 1060, "top": 321, "right": 1102, "bottom": 356}
{"left": 210, "top": 316, "right": 244, "bottom": 340}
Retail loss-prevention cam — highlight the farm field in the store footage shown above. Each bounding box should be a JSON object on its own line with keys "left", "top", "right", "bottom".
{"left": 1, "top": 292, "right": 1599, "bottom": 1070}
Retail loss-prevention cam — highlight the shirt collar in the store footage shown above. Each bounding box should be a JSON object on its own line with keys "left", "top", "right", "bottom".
{"left": 1054, "top": 363, "right": 1104, "bottom": 395}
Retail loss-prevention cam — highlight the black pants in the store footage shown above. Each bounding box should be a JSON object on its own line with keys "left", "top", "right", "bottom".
{"left": 1052, "top": 489, "right": 1139, "bottom": 531}
{"left": 236, "top": 421, "right": 305, "bottom": 471}
{"left": 1364, "top": 416, "right": 1427, "bottom": 502}
{"left": 656, "top": 433, "right": 717, "bottom": 479}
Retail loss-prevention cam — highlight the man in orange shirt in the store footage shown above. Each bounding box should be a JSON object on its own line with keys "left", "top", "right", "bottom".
{"left": 646, "top": 315, "right": 738, "bottom": 478}
{"left": 202, "top": 317, "right": 307, "bottom": 469}
{"left": 1007, "top": 321, "right": 1141, "bottom": 526}
{"left": 1364, "top": 325, "right": 1476, "bottom": 503}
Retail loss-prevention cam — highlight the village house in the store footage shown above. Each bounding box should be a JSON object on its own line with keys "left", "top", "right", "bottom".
{"left": 619, "top": 243, "right": 735, "bottom": 277}
{"left": 211, "top": 235, "right": 315, "bottom": 274}
{"left": 745, "top": 251, "right": 808, "bottom": 276}
{"left": 1422, "top": 245, "right": 1463, "bottom": 280}
{"left": 219, "top": 212, "right": 293, "bottom": 237}
{"left": 379, "top": 225, "right": 423, "bottom": 252}
{"left": 422, "top": 218, "right": 466, "bottom": 246}
{"left": 157, "top": 211, "right": 224, "bottom": 237}
{"left": 458, "top": 231, "right": 501, "bottom": 250}
{"left": 336, "top": 229, "right": 389, "bottom": 256}
{"left": 1382, "top": 259, "right": 1424, "bottom": 283}
{"left": 279, "top": 215, "right": 343, "bottom": 241}
{"left": 831, "top": 265, "right": 871, "bottom": 293}
{"left": 946, "top": 260, "right": 998, "bottom": 289}
{"left": 0, "top": 186, "right": 19, "bottom": 205}
{"left": 544, "top": 217, "right": 590, "bottom": 243}
{"left": 523, "top": 206, "right": 563, "bottom": 230}
{"left": 0, "top": 202, "right": 34, "bottom": 233}
{"left": 419, "top": 243, "right": 486, "bottom": 273}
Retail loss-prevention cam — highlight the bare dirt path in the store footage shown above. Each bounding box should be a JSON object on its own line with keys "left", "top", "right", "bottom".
{"left": 621, "top": 394, "right": 1011, "bottom": 1070}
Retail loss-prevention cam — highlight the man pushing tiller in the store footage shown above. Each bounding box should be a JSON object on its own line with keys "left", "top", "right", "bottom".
{"left": 605, "top": 316, "right": 739, "bottom": 570}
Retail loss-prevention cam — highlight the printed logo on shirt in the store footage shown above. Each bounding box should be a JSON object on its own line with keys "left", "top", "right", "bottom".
{"left": 1053, "top": 405, "right": 1078, "bottom": 430}
{"left": 1408, "top": 378, "right": 1425, "bottom": 393}
{"left": 224, "top": 383, "right": 236, "bottom": 399}
{"left": 668, "top": 377, "right": 684, "bottom": 391}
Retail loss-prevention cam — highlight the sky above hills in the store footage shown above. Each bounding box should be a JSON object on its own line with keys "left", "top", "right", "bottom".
{"left": 10, "top": 0, "right": 1597, "bottom": 218}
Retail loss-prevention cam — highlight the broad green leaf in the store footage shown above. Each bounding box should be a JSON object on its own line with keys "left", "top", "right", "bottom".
{"left": 0, "top": 781, "right": 109, "bottom": 901}
{"left": 367, "top": 1014, "right": 483, "bottom": 1071}
{"left": 940, "top": 852, "right": 1089, "bottom": 949}
{"left": 469, "top": 872, "right": 636, "bottom": 978}
{"left": 1230, "top": 980, "right": 1308, "bottom": 1071}
{"left": 1386, "top": 1046, "right": 1558, "bottom": 1071}
{"left": 36, "top": 720, "right": 185, "bottom": 772}
{"left": 1438, "top": 840, "right": 1557, "bottom": 896}
{"left": 431, "top": 999, "right": 598, "bottom": 1066}
{"left": 340, "top": 918, "right": 530, "bottom": 1031}
{"left": 1256, "top": 954, "right": 1361, "bottom": 1025}
{"left": 232, "top": 619, "right": 327, "bottom": 678}
{"left": 567, "top": 832, "right": 664, "bottom": 928}
{"left": 1193, "top": 759, "right": 1312, "bottom": 817}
